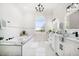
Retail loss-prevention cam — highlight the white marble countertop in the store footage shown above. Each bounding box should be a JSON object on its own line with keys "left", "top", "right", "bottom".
{"left": 0, "top": 35, "right": 32, "bottom": 46}
{"left": 49, "top": 33, "right": 79, "bottom": 43}
{"left": 65, "top": 36, "right": 79, "bottom": 43}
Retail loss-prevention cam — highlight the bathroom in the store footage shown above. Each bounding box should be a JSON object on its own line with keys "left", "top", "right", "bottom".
{"left": 0, "top": 1, "right": 79, "bottom": 56}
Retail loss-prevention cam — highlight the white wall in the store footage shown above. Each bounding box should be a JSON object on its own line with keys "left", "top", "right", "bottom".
{"left": 0, "top": 3, "right": 27, "bottom": 38}
{"left": 0, "top": 3, "right": 67, "bottom": 39}
{"left": 0, "top": 4, "right": 23, "bottom": 26}
{"left": 52, "top": 3, "right": 66, "bottom": 22}
{"left": 43, "top": 3, "right": 66, "bottom": 31}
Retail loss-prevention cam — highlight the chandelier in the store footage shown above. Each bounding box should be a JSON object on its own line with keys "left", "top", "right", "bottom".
{"left": 35, "top": 3, "right": 44, "bottom": 12}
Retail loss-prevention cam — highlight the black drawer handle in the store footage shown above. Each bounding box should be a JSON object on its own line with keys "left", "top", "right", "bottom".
{"left": 60, "top": 37, "right": 64, "bottom": 42}
{"left": 61, "top": 37, "right": 64, "bottom": 42}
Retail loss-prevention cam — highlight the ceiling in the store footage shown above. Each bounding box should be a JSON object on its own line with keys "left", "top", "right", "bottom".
{"left": 13, "top": 3, "right": 70, "bottom": 15}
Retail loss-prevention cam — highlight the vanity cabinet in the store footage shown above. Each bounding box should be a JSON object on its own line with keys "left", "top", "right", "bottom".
{"left": 48, "top": 33, "right": 65, "bottom": 56}
{"left": 48, "top": 32, "right": 79, "bottom": 56}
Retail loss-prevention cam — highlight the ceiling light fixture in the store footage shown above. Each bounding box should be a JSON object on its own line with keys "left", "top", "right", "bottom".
{"left": 35, "top": 3, "right": 44, "bottom": 12}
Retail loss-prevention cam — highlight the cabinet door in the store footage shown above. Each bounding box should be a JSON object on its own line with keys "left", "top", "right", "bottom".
{"left": 0, "top": 46, "right": 21, "bottom": 56}
{"left": 63, "top": 39, "right": 75, "bottom": 56}
{"left": 51, "top": 34, "right": 55, "bottom": 50}
{"left": 55, "top": 35, "right": 59, "bottom": 52}
{"left": 55, "top": 35, "right": 64, "bottom": 56}
{"left": 71, "top": 42, "right": 79, "bottom": 56}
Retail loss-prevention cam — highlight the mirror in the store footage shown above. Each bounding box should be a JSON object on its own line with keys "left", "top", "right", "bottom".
{"left": 66, "top": 10, "right": 79, "bottom": 29}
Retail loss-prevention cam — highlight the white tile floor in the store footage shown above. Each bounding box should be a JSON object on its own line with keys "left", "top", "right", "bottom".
{"left": 23, "top": 32, "right": 56, "bottom": 56}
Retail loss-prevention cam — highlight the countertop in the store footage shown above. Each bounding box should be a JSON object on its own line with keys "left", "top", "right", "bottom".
{"left": 0, "top": 35, "right": 32, "bottom": 46}
{"left": 49, "top": 32, "right": 79, "bottom": 43}
{"left": 65, "top": 37, "right": 79, "bottom": 43}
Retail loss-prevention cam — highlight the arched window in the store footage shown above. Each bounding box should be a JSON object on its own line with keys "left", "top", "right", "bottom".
{"left": 35, "top": 16, "right": 45, "bottom": 32}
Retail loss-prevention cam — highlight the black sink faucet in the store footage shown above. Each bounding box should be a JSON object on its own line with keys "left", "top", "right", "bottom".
{"left": 0, "top": 37, "right": 4, "bottom": 40}
{"left": 8, "top": 37, "right": 14, "bottom": 40}
{"left": 6, "top": 37, "right": 14, "bottom": 41}
{"left": 72, "top": 32, "right": 78, "bottom": 37}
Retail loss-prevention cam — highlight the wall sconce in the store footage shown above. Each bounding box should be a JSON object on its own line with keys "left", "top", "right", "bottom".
{"left": 52, "top": 18, "right": 56, "bottom": 22}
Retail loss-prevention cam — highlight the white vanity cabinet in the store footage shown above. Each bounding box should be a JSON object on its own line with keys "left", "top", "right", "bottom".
{"left": 53, "top": 35, "right": 79, "bottom": 56}
{"left": 48, "top": 33, "right": 64, "bottom": 56}
{"left": 48, "top": 33, "right": 79, "bottom": 56}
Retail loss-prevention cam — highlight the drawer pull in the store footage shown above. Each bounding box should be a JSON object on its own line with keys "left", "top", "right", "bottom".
{"left": 55, "top": 52, "right": 59, "bottom": 56}
{"left": 61, "top": 37, "right": 64, "bottom": 42}
{"left": 60, "top": 37, "right": 64, "bottom": 42}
